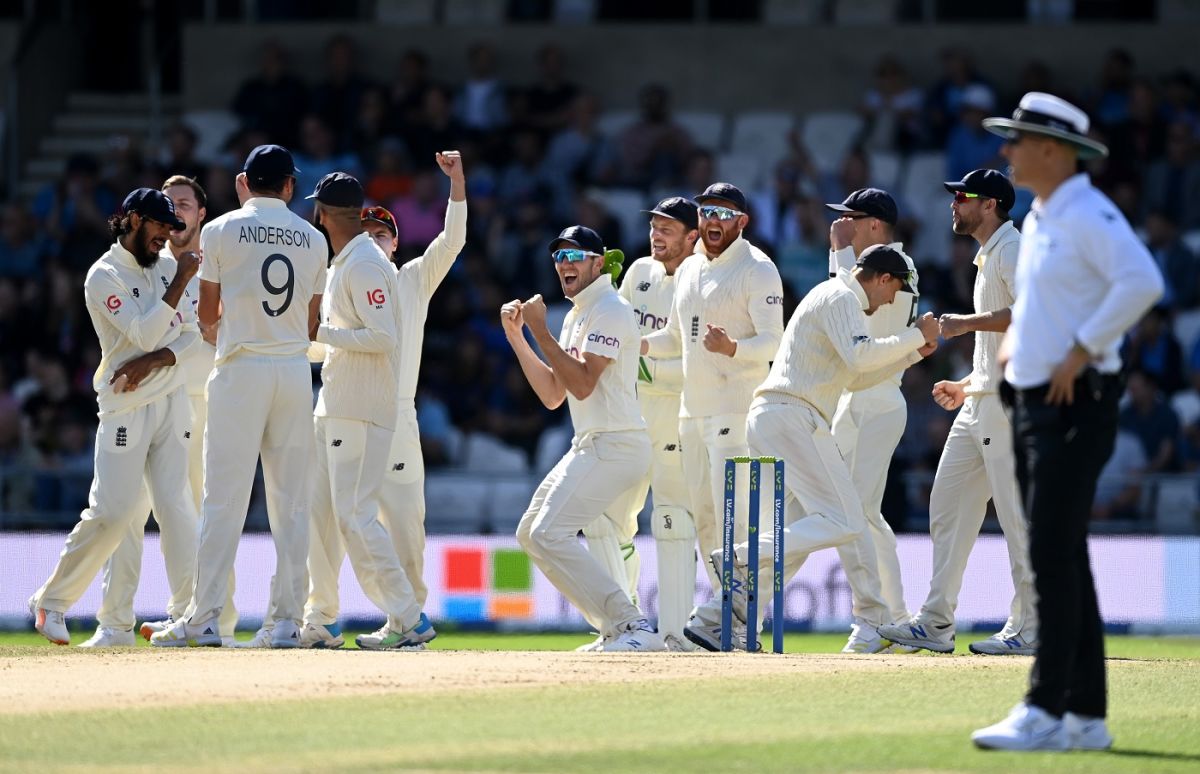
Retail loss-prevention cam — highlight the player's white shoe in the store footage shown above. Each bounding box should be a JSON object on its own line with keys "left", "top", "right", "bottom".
{"left": 233, "top": 626, "right": 274, "bottom": 648}
{"left": 1063, "top": 712, "right": 1113, "bottom": 750}
{"left": 972, "top": 702, "right": 1067, "bottom": 751}
{"left": 29, "top": 596, "right": 69, "bottom": 646}
{"left": 78, "top": 626, "right": 135, "bottom": 648}
{"left": 707, "top": 549, "right": 749, "bottom": 624}
{"left": 299, "top": 622, "right": 345, "bottom": 649}
{"left": 603, "top": 619, "right": 667, "bottom": 652}
{"left": 842, "top": 618, "right": 892, "bottom": 654}
{"left": 221, "top": 636, "right": 237, "bottom": 647}
{"left": 969, "top": 631, "right": 1037, "bottom": 656}
{"left": 575, "top": 633, "right": 610, "bottom": 652}
{"left": 683, "top": 618, "right": 761, "bottom": 652}
{"left": 138, "top": 618, "right": 173, "bottom": 642}
{"left": 877, "top": 616, "right": 955, "bottom": 654}
{"left": 270, "top": 620, "right": 302, "bottom": 649}
{"left": 150, "top": 618, "right": 222, "bottom": 647}
{"left": 663, "top": 633, "right": 698, "bottom": 652}
{"left": 355, "top": 613, "right": 437, "bottom": 651}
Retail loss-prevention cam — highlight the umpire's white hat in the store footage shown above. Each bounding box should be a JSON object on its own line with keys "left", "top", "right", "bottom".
{"left": 982, "top": 92, "right": 1109, "bottom": 160}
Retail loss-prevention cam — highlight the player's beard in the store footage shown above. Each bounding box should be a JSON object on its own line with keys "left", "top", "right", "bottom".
{"left": 132, "top": 221, "right": 161, "bottom": 268}
{"left": 952, "top": 209, "right": 981, "bottom": 236}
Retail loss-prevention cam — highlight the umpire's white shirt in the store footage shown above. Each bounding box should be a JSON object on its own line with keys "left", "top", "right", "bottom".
{"left": 198, "top": 197, "right": 327, "bottom": 364}
{"left": 755, "top": 269, "right": 925, "bottom": 424}
{"left": 315, "top": 232, "right": 401, "bottom": 430}
{"left": 559, "top": 276, "right": 645, "bottom": 438}
{"left": 643, "top": 237, "right": 784, "bottom": 417}
{"left": 84, "top": 242, "right": 198, "bottom": 415}
{"left": 1005, "top": 173, "right": 1163, "bottom": 388}
{"left": 965, "top": 221, "right": 1019, "bottom": 395}
{"left": 618, "top": 255, "right": 684, "bottom": 396}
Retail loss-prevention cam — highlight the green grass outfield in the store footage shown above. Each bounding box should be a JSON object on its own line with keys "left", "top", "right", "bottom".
{"left": 1, "top": 631, "right": 1198, "bottom": 773}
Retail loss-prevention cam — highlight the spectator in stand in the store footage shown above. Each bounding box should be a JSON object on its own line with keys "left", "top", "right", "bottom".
{"left": 1091, "top": 49, "right": 1136, "bottom": 128}
{"left": 405, "top": 85, "right": 467, "bottom": 163}
{"left": 32, "top": 153, "right": 116, "bottom": 270}
{"left": 945, "top": 85, "right": 1004, "bottom": 179}
{"left": 161, "top": 123, "right": 207, "bottom": 186}
{"left": 681, "top": 148, "right": 716, "bottom": 199}
{"left": 387, "top": 49, "right": 434, "bottom": 135}
{"left": 0, "top": 395, "right": 37, "bottom": 513}
{"left": 497, "top": 130, "right": 548, "bottom": 214}
{"left": 455, "top": 42, "right": 509, "bottom": 135}
{"left": 231, "top": 40, "right": 309, "bottom": 148}
{"left": 541, "top": 93, "right": 618, "bottom": 216}
{"left": 350, "top": 85, "right": 393, "bottom": 164}
{"left": 310, "top": 34, "right": 374, "bottom": 150}
{"left": 925, "top": 47, "right": 993, "bottom": 146}
{"left": 1092, "top": 430, "right": 1147, "bottom": 521}
{"left": 520, "top": 44, "right": 579, "bottom": 138}
{"left": 0, "top": 205, "right": 48, "bottom": 281}
{"left": 1123, "top": 307, "right": 1186, "bottom": 395}
{"left": 1144, "top": 210, "right": 1199, "bottom": 308}
{"left": 365, "top": 138, "right": 413, "bottom": 204}
{"left": 1160, "top": 70, "right": 1200, "bottom": 131}
{"left": 484, "top": 363, "right": 554, "bottom": 462}
{"left": 1108, "top": 77, "right": 1166, "bottom": 168}
{"left": 773, "top": 195, "right": 833, "bottom": 295}
{"left": 494, "top": 197, "right": 557, "bottom": 297}
{"left": 291, "top": 114, "right": 364, "bottom": 217}
{"left": 616, "top": 83, "right": 694, "bottom": 190}
{"left": 750, "top": 158, "right": 808, "bottom": 252}
{"left": 819, "top": 148, "right": 871, "bottom": 215}
{"left": 1119, "top": 369, "right": 1181, "bottom": 473}
{"left": 573, "top": 190, "right": 623, "bottom": 250}
{"left": 389, "top": 169, "right": 449, "bottom": 253}
{"left": 860, "top": 55, "right": 925, "bottom": 153}
{"left": 1142, "top": 122, "right": 1200, "bottom": 230}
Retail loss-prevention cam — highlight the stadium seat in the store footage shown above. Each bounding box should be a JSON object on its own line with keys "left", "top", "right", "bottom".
{"left": 425, "top": 475, "right": 491, "bottom": 533}
{"left": 1154, "top": 476, "right": 1199, "bottom": 532}
{"left": 181, "top": 110, "right": 240, "bottom": 165}
{"left": 729, "top": 112, "right": 796, "bottom": 172}
{"left": 534, "top": 422, "right": 573, "bottom": 474}
{"left": 596, "top": 110, "right": 638, "bottom": 140}
{"left": 833, "top": 0, "right": 895, "bottom": 24}
{"left": 1183, "top": 229, "right": 1200, "bottom": 255}
{"left": 675, "top": 110, "right": 727, "bottom": 151}
{"left": 1173, "top": 308, "right": 1200, "bottom": 354}
{"left": 588, "top": 187, "right": 650, "bottom": 253}
{"left": 444, "top": 0, "right": 504, "bottom": 24}
{"left": 374, "top": 0, "right": 436, "bottom": 23}
{"left": 715, "top": 152, "right": 765, "bottom": 191}
{"left": 763, "top": 0, "right": 822, "bottom": 24}
{"left": 488, "top": 479, "right": 542, "bottom": 534}
{"left": 899, "top": 151, "right": 952, "bottom": 266}
{"left": 800, "top": 111, "right": 864, "bottom": 175}
{"left": 462, "top": 433, "right": 529, "bottom": 474}
{"left": 867, "top": 150, "right": 902, "bottom": 191}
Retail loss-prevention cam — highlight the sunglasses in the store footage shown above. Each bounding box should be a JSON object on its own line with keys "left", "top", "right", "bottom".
{"left": 361, "top": 206, "right": 397, "bottom": 234}
{"left": 698, "top": 205, "right": 744, "bottom": 221}
{"left": 843, "top": 213, "right": 874, "bottom": 220}
{"left": 552, "top": 248, "right": 600, "bottom": 263}
{"left": 952, "top": 192, "right": 986, "bottom": 204}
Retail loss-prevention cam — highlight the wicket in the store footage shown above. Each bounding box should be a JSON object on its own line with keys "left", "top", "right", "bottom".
{"left": 721, "top": 455, "right": 786, "bottom": 653}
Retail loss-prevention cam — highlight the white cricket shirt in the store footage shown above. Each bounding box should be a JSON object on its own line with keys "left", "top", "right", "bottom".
{"left": 964, "top": 221, "right": 1019, "bottom": 395}
{"left": 755, "top": 269, "right": 925, "bottom": 425}
{"left": 84, "top": 242, "right": 198, "bottom": 415}
{"left": 558, "top": 275, "right": 646, "bottom": 438}
{"left": 643, "top": 237, "right": 784, "bottom": 418}
{"left": 315, "top": 232, "right": 402, "bottom": 430}
{"left": 158, "top": 247, "right": 216, "bottom": 397}
{"left": 1005, "top": 174, "right": 1163, "bottom": 388}
{"left": 618, "top": 255, "right": 685, "bottom": 397}
{"left": 198, "top": 197, "right": 327, "bottom": 364}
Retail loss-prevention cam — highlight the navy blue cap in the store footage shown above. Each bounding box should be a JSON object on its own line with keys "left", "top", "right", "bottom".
{"left": 306, "top": 172, "right": 364, "bottom": 208}
{"left": 642, "top": 196, "right": 699, "bottom": 230}
{"left": 943, "top": 169, "right": 1016, "bottom": 212}
{"left": 856, "top": 244, "right": 914, "bottom": 294}
{"left": 120, "top": 188, "right": 186, "bottom": 231}
{"left": 243, "top": 144, "right": 299, "bottom": 188}
{"left": 826, "top": 187, "right": 898, "bottom": 226}
{"left": 695, "top": 182, "right": 747, "bottom": 212}
{"left": 548, "top": 225, "right": 604, "bottom": 255}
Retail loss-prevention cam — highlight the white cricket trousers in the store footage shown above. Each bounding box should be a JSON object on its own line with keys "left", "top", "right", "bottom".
{"left": 517, "top": 430, "right": 651, "bottom": 634}
{"left": 376, "top": 403, "right": 428, "bottom": 607}
{"left": 831, "top": 388, "right": 909, "bottom": 627}
{"left": 97, "top": 393, "right": 238, "bottom": 634}
{"left": 921, "top": 393, "right": 1036, "bottom": 637}
{"left": 187, "top": 354, "right": 313, "bottom": 629}
{"left": 679, "top": 413, "right": 749, "bottom": 592}
{"left": 35, "top": 387, "right": 195, "bottom": 614}
{"left": 305, "top": 415, "right": 421, "bottom": 631}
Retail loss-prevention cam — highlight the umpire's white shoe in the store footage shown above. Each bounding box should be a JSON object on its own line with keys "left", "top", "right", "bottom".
{"left": 138, "top": 618, "right": 172, "bottom": 642}
{"left": 1063, "top": 712, "right": 1113, "bottom": 750}
{"left": 972, "top": 702, "right": 1068, "bottom": 751}
{"left": 603, "top": 619, "right": 667, "bottom": 652}
{"left": 877, "top": 617, "right": 955, "bottom": 654}
{"left": 30, "top": 596, "right": 70, "bottom": 645}
{"left": 233, "top": 626, "right": 274, "bottom": 648}
{"left": 150, "top": 618, "right": 222, "bottom": 647}
{"left": 299, "top": 622, "right": 345, "bottom": 649}
{"left": 79, "top": 626, "right": 135, "bottom": 648}
{"left": 969, "top": 631, "right": 1037, "bottom": 656}
{"left": 270, "top": 620, "right": 302, "bottom": 649}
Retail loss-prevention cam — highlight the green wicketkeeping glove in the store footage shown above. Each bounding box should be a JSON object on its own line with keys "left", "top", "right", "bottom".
{"left": 603, "top": 248, "right": 625, "bottom": 287}
{"left": 638, "top": 356, "right": 654, "bottom": 384}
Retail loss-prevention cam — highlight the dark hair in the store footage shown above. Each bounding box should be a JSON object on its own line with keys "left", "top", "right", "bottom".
{"left": 162, "top": 174, "right": 208, "bottom": 208}
{"left": 107, "top": 213, "right": 133, "bottom": 241}
{"left": 248, "top": 177, "right": 287, "bottom": 197}
{"left": 994, "top": 204, "right": 1012, "bottom": 222}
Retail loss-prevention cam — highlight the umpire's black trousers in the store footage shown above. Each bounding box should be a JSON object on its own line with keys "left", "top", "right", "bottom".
{"left": 1005, "top": 370, "right": 1120, "bottom": 719}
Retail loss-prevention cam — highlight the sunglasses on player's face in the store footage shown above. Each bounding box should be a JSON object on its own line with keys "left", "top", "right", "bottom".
{"left": 698, "top": 205, "right": 744, "bottom": 222}
{"left": 361, "top": 206, "right": 397, "bottom": 233}
{"left": 952, "top": 191, "right": 987, "bottom": 205}
{"left": 552, "top": 248, "right": 600, "bottom": 263}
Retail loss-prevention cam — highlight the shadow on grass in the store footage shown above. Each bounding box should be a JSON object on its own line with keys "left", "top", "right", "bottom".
{"left": 1107, "top": 748, "right": 1200, "bottom": 762}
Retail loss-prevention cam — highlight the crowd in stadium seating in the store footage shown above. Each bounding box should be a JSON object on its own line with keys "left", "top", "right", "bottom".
{"left": 2, "top": 36, "right": 1199, "bottom": 530}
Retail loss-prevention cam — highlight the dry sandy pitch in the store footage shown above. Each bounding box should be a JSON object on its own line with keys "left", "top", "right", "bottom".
{"left": 0, "top": 649, "right": 1001, "bottom": 715}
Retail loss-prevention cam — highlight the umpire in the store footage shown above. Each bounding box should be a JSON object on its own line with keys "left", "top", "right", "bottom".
{"left": 971, "top": 93, "right": 1163, "bottom": 752}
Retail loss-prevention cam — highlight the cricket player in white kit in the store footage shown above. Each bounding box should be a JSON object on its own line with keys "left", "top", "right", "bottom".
{"left": 31, "top": 189, "right": 199, "bottom": 646}
{"left": 686, "top": 246, "right": 939, "bottom": 651}
{"left": 582, "top": 197, "right": 698, "bottom": 651}
{"left": 152, "top": 144, "right": 327, "bottom": 648}
{"left": 880, "top": 170, "right": 1037, "bottom": 656}
{"left": 824, "top": 188, "right": 920, "bottom": 653}
{"left": 363, "top": 153, "right": 467, "bottom": 613}
{"left": 81, "top": 176, "right": 241, "bottom": 648}
{"left": 641, "top": 183, "right": 784, "bottom": 598}
{"left": 506, "top": 225, "right": 665, "bottom": 652}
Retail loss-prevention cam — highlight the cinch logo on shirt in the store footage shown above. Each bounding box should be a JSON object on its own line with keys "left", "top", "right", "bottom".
{"left": 587, "top": 332, "right": 620, "bottom": 347}
{"left": 443, "top": 546, "right": 534, "bottom": 622}
{"left": 367, "top": 288, "right": 386, "bottom": 306}
{"left": 635, "top": 307, "right": 667, "bottom": 330}
{"left": 766, "top": 295, "right": 783, "bottom": 305}
{"left": 106, "top": 295, "right": 122, "bottom": 312}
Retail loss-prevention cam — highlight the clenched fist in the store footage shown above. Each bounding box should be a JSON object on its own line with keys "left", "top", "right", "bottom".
{"left": 703, "top": 323, "right": 737, "bottom": 357}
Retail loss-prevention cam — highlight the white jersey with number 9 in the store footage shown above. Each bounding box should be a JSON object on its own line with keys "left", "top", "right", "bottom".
{"left": 198, "top": 197, "right": 327, "bottom": 364}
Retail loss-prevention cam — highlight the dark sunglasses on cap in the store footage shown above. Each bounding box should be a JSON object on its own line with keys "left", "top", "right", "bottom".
{"left": 552, "top": 248, "right": 600, "bottom": 263}
{"left": 361, "top": 206, "right": 397, "bottom": 235}
{"left": 698, "top": 205, "right": 744, "bottom": 221}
